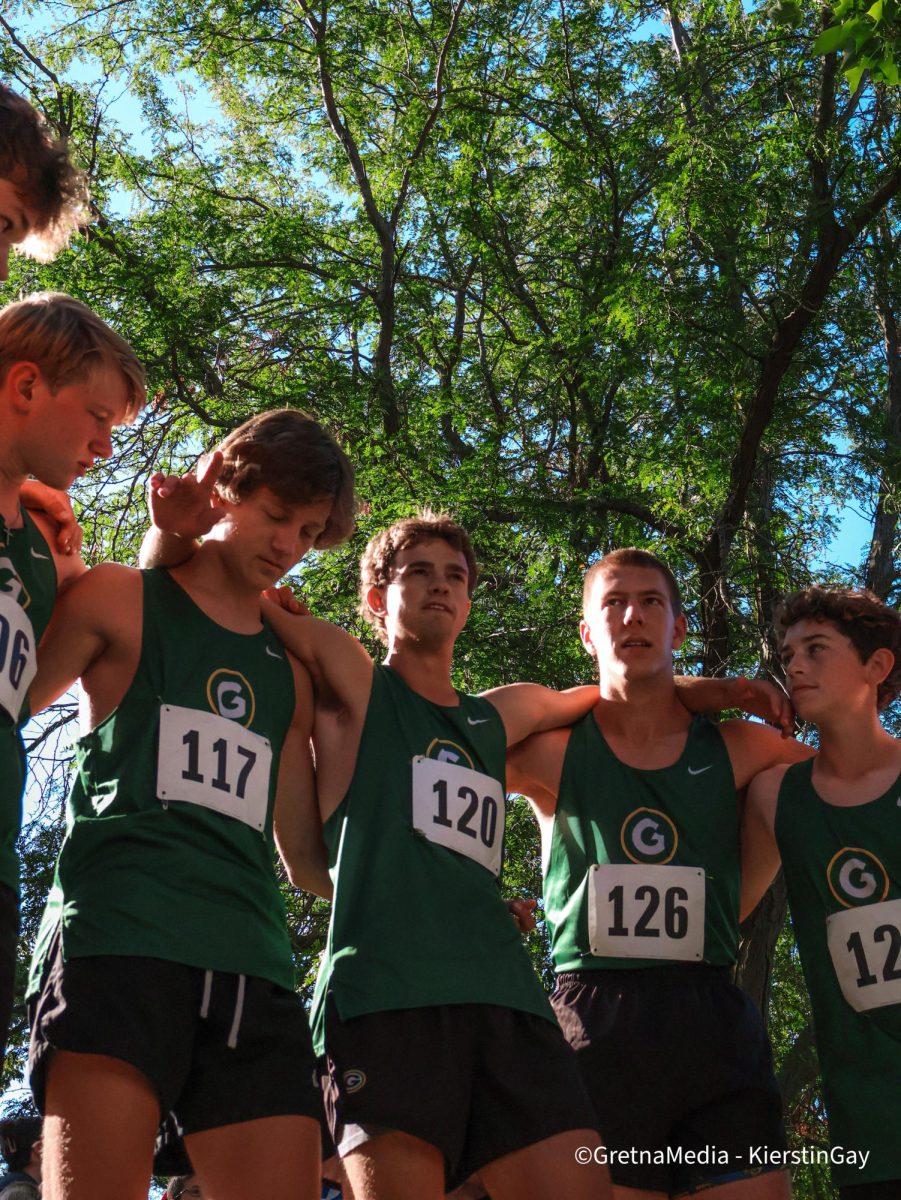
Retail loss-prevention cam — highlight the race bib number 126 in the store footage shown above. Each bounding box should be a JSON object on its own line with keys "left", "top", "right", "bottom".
{"left": 587, "top": 863, "right": 705, "bottom": 961}
{"left": 827, "top": 898, "right": 901, "bottom": 1013}
{"left": 157, "top": 704, "right": 272, "bottom": 831}
{"left": 411, "top": 756, "right": 504, "bottom": 875}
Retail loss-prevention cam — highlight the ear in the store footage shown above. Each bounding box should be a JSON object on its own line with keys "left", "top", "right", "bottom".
{"left": 671, "top": 611, "right": 688, "bottom": 651}
{"left": 579, "top": 617, "right": 597, "bottom": 658}
{"left": 864, "top": 647, "right": 895, "bottom": 690}
{"left": 4, "top": 361, "right": 43, "bottom": 414}
{"left": 365, "top": 583, "right": 385, "bottom": 615}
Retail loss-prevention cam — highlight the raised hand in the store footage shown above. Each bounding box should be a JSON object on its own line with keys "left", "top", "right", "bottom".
{"left": 146, "top": 450, "right": 225, "bottom": 540}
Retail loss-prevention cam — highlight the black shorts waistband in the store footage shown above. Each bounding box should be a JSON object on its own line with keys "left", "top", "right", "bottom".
{"left": 555, "top": 963, "right": 733, "bottom": 986}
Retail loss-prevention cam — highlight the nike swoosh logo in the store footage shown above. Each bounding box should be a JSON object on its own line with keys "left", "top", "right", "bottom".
{"left": 467, "top": 717, "right": 490, "bottom": 726}
{"left": 265, "top": 646, "right": 284, "bottom": 659}
{"left": 688, "top": 765, "right": 712, "bottom": 776}
{"left": 30, "top": 547, "right": 50, "bottom": 560}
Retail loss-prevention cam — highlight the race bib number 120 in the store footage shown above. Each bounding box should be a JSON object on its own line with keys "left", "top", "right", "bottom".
{"left": 0, "top": 593, "right": 36, "bottom": 723}
{"left": 587, "top": 863, "right": 705, "bottom": 961}
{"left": 411, "top": 756, "right": 504, "bottom": 875}
{"left": 827, "top": 898, "right": 901, "bottom": 1013}
{"left": 157, "top": 704, "right": 272, "bottom": 830}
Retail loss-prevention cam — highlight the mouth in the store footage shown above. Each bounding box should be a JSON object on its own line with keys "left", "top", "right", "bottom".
{"left": 259, "top": 557, "right": 288, "bottom": 575}
{"left": 423, "top": 602, "right": 452, "bottom": 614}
{"left": 620, "top": 639, "right": 651, "bottom": 649}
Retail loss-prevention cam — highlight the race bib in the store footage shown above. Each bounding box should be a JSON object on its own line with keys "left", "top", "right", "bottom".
{"left": 411, "top": 755, "right": 504, "bottom": 875}
{"left": 827, "top": 898, "right": 901, "bottom": 1013}
{"left": 0, "top": 592, "right": 36, "bottom": 723}
{"left": 156, "top": 704, "right": 272, "bottom": 830}
{"left": 587, "top": 863, "right": 705, "bottom": 961}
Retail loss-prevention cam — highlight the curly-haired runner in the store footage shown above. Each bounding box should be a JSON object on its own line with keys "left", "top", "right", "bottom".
{"left": 742, "top": 586, "right": 901, "bottom": 1199}
{"left": 0, "top": 84, "right": 89, "bottom": 280}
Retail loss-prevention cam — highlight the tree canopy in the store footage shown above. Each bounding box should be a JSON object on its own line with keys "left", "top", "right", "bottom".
{"left": 2, "top": 3, "right": 900, "bottom": 1194}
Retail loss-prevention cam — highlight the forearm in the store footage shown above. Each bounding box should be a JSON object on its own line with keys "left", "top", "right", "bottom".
{"left": 138, "top": 526, "right": 198, "bottom": 569}
{"left": 486, "top": 682, "right": 597, "bottom": 747}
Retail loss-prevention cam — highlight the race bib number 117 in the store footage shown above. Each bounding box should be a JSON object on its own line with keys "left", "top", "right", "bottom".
{"left": 157, "top": 704, "right": 272, "bottom": 831}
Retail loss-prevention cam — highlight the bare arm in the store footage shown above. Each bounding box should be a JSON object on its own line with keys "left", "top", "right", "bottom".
{"left": 260, "top": 603, "right": 373, "bottom": 715}
{"left": 138, "top": 452, "right": 224, "bottom": 569}
{"left": 483, "top": 683, "right": 597, "bottom": 748}
{"left": 274, "top": 655, "right": 333, "bottom": 900}
{"left": 30, "top": 563, "right": 133, "bottom": 712}
{"left": 27, "top": 506, "right": 87, "bottom": 593}
{"left": 721, "top": 718, "right": 814, "bottom": 790}
{"left": 675, "top": 674, "right": 794, "bottom": 737}
{"left": 740, "top": 766, "right": 785, "bottom": 921}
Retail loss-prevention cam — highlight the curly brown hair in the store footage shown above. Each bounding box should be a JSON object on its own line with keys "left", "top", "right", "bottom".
{"left": 215, "top": 408, "right": 356, "bottom": 549}
{"left": 0, "top": 85, "right": 89, "bottom": 260}
{"left": 775, "top": 586, "right": 901, "bottom": 710}
{"left": 359, "top": 511, "right": 478, "bottom": 644}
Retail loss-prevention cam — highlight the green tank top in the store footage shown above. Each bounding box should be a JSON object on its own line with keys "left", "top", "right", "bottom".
{"left": 310, "top": 665, "right": 555, "bottom": 1055}
{"left": 0, "top": 509, "right": 56, "bottom": 894}
{"left": 545, "top": 711, "right": 739, "bottom": 971}
{"left": 776, "top": 759, "right": 901, "bottom": 1186}
{"left": 29, "top": 568, "right": 297, "bottom": 993}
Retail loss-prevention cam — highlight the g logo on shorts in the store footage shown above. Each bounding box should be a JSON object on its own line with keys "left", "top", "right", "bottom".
{"left": 206, "top": 669, "right": 256, "bottom": 728}
{"left": 621, "top": 808, "right": 678, "bottom": 865}
{"left": 827, "top": 847, "right": 889, "bottom": 908}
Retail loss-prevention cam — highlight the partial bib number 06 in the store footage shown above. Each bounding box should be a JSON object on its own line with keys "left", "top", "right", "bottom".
{"left": 827, "top": 898, "right": 901, "bottom": 1013}
{"left": 157, "top": 704, "right": 272, "bottom": 830}
{"left": 587, "top": 863, "right": 705, "bottom": 961}
{"left": 411, "top": 755, "right": 504, "bottom": 876}
{"left": 0, "top": 594, "right": 35, "bottom": 723}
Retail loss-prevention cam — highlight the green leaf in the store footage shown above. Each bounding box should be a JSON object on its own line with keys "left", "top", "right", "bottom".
{"left": 811, "top": 23, "right": 851, "bottom": 55}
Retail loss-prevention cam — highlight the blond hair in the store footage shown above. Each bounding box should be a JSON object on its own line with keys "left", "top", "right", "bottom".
{"left": 0, "top": 292, "right": 145, "bottom": 419}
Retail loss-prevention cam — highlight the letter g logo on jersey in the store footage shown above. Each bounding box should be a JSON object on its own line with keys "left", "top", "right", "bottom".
{"left": 206, "top": 668, "right": 256, "bottom": 727}
{"left": 621, "top": 807, "right": 678, "bottom": 864}
{"left": 827, "top": 847, "right": 889, "bottom": 908}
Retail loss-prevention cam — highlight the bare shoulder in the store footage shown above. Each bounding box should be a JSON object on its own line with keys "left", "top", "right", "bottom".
{"left": 720, "top": 717, "right": 813, "bottom": 789}
{"left": 27, "top": 507, "right": 87, "bottom": 591}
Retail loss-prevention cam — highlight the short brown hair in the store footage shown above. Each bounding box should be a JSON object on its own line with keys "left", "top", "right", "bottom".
{"left": 0, "top": 292, "right": 145, "bottom": 419}
{"left": 583, "top": 548, "right": 682, "bottom": 615}
{"left": 359, "top": 511, "right": 478, "bottom": 643}
{"left": 775, "top": 586, "right": 901, "bottom": 710}
{"left": 0, "top": 84, "right": 89, "bottom": 260}
{"left": 215, "top": 408, "right": 356, "bottom": 548}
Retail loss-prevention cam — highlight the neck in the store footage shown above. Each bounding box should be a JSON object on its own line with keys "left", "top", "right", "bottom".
{"left": 814, "top": 704, "right": 898, "bottom": 780}
{"left": 167, "top": 545, "right": 263, "bottom": 633}
{"left": 595, "top": 667, "right": 688, "bottom": 741}
{"left": 383, "top": 638, "right": 458, "bottom": 705}
{"left": 0, "top": 445, "right": 26, "bottom": 527}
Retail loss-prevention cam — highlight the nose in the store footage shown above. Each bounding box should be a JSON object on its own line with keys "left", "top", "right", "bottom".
{"left": 623, "top": 601, "right": 643, "bottom": 624}
{"left": 91, "top": 429, "right": 114, "bottom": 459}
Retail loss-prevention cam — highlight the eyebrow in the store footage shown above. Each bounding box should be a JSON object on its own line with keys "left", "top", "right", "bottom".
{"left": 402, "top": 558, "right": 467, "bottom": 575}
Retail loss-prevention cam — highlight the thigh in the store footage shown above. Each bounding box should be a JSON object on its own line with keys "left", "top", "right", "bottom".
{"left": 43, "top": 1050, "right": 160, "bottom": 1200}
{"left": 343, "top": 1129, "right": 445, "bottom": 1200}
{"left": 187, "top": 1114, "right": 321, "bottom": 1200}
{"left": 480, "top": 1128, "right": 610, "bottom": 1200}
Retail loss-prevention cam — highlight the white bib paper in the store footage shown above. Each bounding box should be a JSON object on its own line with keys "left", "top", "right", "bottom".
{"left": 156, "top": 703, "right": 272, "bottom": 831}
{"left": 587, "top": 863, "right": 706, "bottom": 961}
{"left": 827, "top": 897, "right": 901, "bottom": 1013}
{"left": 411, "top": 755, "right": 504, "bottom": 876}
{"left": 0, "top": 592, "right": 36, "bottom": 723}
